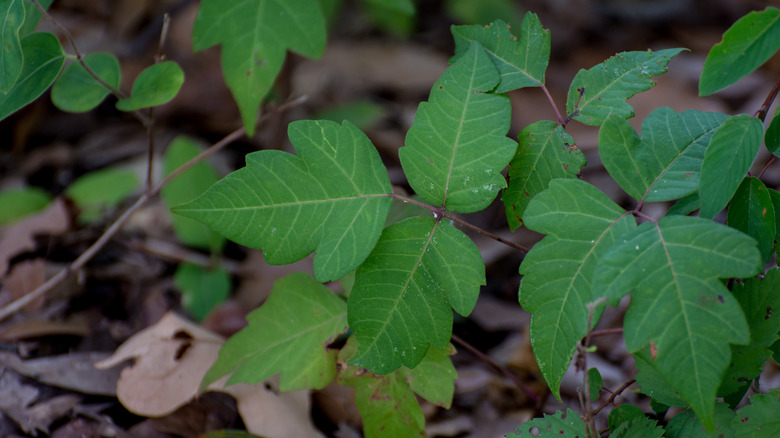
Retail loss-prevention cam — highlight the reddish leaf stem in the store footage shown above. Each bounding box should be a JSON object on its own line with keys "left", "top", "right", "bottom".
{"left": 588, "top": 327, "right": 624, "bottom": 338}
{"left": 591, "top": 378, "right": 636, "bottom": 416}
{"left": 540, "top": 82, "right": 565, "bottom": 125}
{"left": 755, "top": 74, "right": 780, "bottom": 122}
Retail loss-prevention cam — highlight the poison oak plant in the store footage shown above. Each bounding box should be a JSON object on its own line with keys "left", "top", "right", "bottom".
{"left": 4, "top": 0, "right": 780, "bottom": 436}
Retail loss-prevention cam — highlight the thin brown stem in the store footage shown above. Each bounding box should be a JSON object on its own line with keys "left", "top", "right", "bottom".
{"left": 591, "top": 379, "right": 636, "bottom": 416}
{"left": 588, "top": 327, "right": 623, "bottom": 338}
{"left": 451, "top": 334, "right": 539, "bottom": 405}
{"left": 0, "top": 96, "right": 309, "bottom": 323}
{"left": 755, "top": 74, "right": 780, "bottom": 122}
{"left": 758, "top": 156, "right": 776, "bottom": 179}
{"left": 540, "top": 82, "right": 565, "bottom": 125}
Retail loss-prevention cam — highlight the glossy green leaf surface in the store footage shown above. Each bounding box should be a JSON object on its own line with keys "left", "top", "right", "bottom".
{"left": 451, "top": 13, "right": 550, "bottom": 92}
{"left": 598, "top": 108, "right": 728, "bottom": 202}
{"left": 699, "top": 114, "right": 763, "bottom": 219}
{"left": 0, "top": 0, "right": 25, "bottom": 92}
{"left": 116, "top": 61, "right": 183, "bottom": 111}
{"left": 699, "top": 7, "right": 780, "bottom": 96}
{"left": 519, "top": 178, "right": 635, "bottom": 399}
{"left": 593, "top": 215, "right": 761, "bottom": 428}
{"left": 65, "top": 168, "right": 138, "bottom": 223}
{"left": 51, "top": 53, "right": 120, "bottom": 112}
{"left": 19, "top": 0, "right": 51, "bottom": 36}
{"left": 507, "top": 409, "right": 586, "bottom": 437}
{"left": 0, "top": 32, "right": 63, "bottom": 122}
{"left": 175, "top": 120, "right": 392, "bottom": 282}
{"left": 727, "top": 177, "right": 775, "bottom": 262}
{"left": 202, "top": 273, "right": 347, "bottom": 391}
{"left": 348, "top": 217, "right": 484, "bottom": 374}
{"left": 0, "top": 187, "right": 51, "bottom": 225}
{"left": 193, "top": 0, "right": 325, "bottom": 135}
{"left": 399, "top": 41, "right": 517, "bottom": 213}
{"left": 502, "top": 121, "right": 585, "bottom": 229}
{"left": 566, "top": 48, "right": 684, "bottom": 126}
{"left": 162, "top": 136, "right": 225, "bottom": 251}
{"left": 174, "top": 263, "right": 230, "bottom": 321}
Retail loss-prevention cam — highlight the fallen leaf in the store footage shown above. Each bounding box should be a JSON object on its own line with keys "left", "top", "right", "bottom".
{"left": 4, "top": 259, "right": 46, "bottom": 313}
{"left": 0, "top": 352, "right": 120, "bottom": 396}
{"left": 0, "top": 198, "right": 69, "bottom": 276}
{"left": 0, "top": 319, "right": 91, "bottom": 341}
{"left": 0, "top": 369, "right": 80, "bottom": 434}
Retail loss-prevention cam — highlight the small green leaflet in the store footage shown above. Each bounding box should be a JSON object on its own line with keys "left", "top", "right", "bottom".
{"left": 730, "top": 392, "right": 780, "bottom": 437}
{"left": 506, "top": 409, "right": 586, "bottom": 437}
{"left": 609, "top": 416, "right": 664, "bottom": 438}
{"left": 0, "top": 0, "right": 25, "bottom": 92}
{"left": 727, "top": 177, "right": 775, "bottom": 262}
{"left": 65, "top": 168, "right": 138, "bottom": 223}
{"left": 593, "top": 215, "right": 760, "bottom": 429}
{"left": 399, "top": 343, "right": 457, "bottom": 408}
{"left": 116, "top": 61, "right": 184, "bottom": 111}
{"left": 0, "top": 187, "right": 50, "bottom": 226}
{"left": 608, "top": 404, "right": 645, "bottom": 431}
{"left": 161, "top": 136, "right": 225, "bottom": 251}
{"left": 175, "top": 120, "right": 392, "bottom": 282}
{"left": 699, "top": 114, "right": 763, "bottom": 219}
{"left": 519, "top": 178, "right": 635, "bottom": 399}
{"left": 348, "top": 217, "right": 484, "bottom": 374}
{"left": 766, "top": 107, "right": 780, "bottom": 156}
{"left": 699, "top": 7, "right": 780, "bottom": 96}
{"left": 400, "top": 41, "right": 517, "bottom": 213}
{"left": 502, "top": 121, "right": 585, "bottom": 230}
{"left": 451, "top": 13, "right": 550, "bottom": 92}
{"left": 720, "top": 268, "right": 780, "bottom": 398}
{"left": 598, "top": 108, "right": 728, "bottom": 202}
{"left": 0, "top": 32, "right": 63, "bottom": 122}
{"left": 202, "top": 273, "right": 347, "bottom": 391}
{"left": 192, "top": 0, "right": 325, "bottom": 135}
{"left": 51, "top": 53, "right": 120, "bottom": 113}
{"left": 566, "top": 48, "right": 684, "bottom": 126}
{"left": 173, "top": 263, "right": 230, "bottom": 321}
{"left": 587, "top": 367, "right": 602, "bottom": 401}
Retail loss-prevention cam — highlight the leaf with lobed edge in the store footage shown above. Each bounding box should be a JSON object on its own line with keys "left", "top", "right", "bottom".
{"left": 174, "top": 120, "right": 393, "bottom": 282}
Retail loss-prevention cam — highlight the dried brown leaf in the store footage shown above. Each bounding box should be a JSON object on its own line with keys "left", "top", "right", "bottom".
{"left": 0, "top": 199, "right": 69, "bottom": 277}
{"left": 0, "top": 352, "right": 119, "bottom": 396}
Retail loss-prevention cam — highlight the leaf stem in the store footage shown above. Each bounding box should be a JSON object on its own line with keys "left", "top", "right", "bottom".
{"left": 0, "top": 96, "right": 309, "bottom": 323}
{"left": 591, "top": 378, "right": 636, "bottom": 416}
{"left": 755, "top": 74, "right": 780, "bottom": 122}
{"left": 390, "top": 194, "right": 530, "bottom": 253}
{"left": 588, "top": 327, "right": 623, "bottom": 338}
{"left": 540, "top": 82, "right": 565, "bottom": 125}
{"left": 451, "top": 334, "right": 539, "bottom": 404}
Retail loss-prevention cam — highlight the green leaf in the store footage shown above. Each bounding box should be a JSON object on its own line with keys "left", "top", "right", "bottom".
{"left": 666, "top": 193, "right": 701, "bottom": 217}
{"left": 519, "top": 178, "right": 635, "bottom": 399}
{"left": 587, "top": 367, "right": 602, "bottom": 401}
{"left": 566, "top": 48, "right": 684, "bottom": 126}
{"left": 202, "top": 272, "right": 347, "bottom": 390}
{"left": 400, "top": 41, "right": 517, "bottom": 213}
{"left": 51, "top": 53, "right": 120, "bottom": 112}
{"left": 770, "top": 189, "right": 780, "bottom": 242}
{"left": 0, "top": 32, "right": 63, "bottom": 122}
{"left": 399, "top": 344, "right": 457, "bottom": 408}
{"left": 727, "top": 177, "right": 775, "bottom": 262}
{"left": 174, "top": 120, "right": 392, "bottom": 282}
{"left": 192, "top": 0, "right": 325, "bottom": 135}
{"left": 20, "top": 0, "right": 52, "bottom": 36}
{"left": 0, "top": 0, "right": 25, "bottom": 92}
{"left": 598, "top": 108, "right": 728, "bottom": 202}
{"left": 65, "top": 168, "right": 138, "bottom": 223}
{"left": 608, "top": 404, "right": 645, "bottom": 430}
{"left": 610, "top": 416, "right": 664, "bottom": 438}
{"left": 699, "top": 114, "right": 763, "bottom": 219}
{"left": 451, "top": 13, "right": 550, "bottom": 92}
{"left": 634, "top": 353, "right": 687, "bottom": 407}
{"left": 593, "top": 215, "right": 761, "bottom": 429}
{"left": 506, "top": 409, "right": 587, "bottom": 437}
{"left": 699, "top": 7, "right": 780, "bottom": 96}
{"left": 502, "top": 121, "right": 585, "bottom": 229}
{"left": 731, "top": 393, "right": 780, "bottom": 437}
{"left": 0, "top": 187, "right": 50, "bottom": 225}
{"left": 348, "top": 217, "right": 484, "bottom": 374}
{"left": 766, "top": 107, "right": 780, "bottom": 156}
{"left": 664, "top": 404, "right": 737, "bottom": 438}
{"left": 720, "top": 269, "right": 780, "bottom": 397}
{"left": 115, "top": 61, "right": 183, "bottom": 111}
{"left": 162, "top": 136, "right": 225, "bottom": 251}
{"left": 174, "top": 263, "right": 230, "bottom": 321}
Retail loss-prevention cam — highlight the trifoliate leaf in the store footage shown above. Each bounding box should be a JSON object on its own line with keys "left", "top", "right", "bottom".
{"left": 727, "top": 177, "right": 775, "bottom": 262}
{"left": 502, "top": 120, "right": 585, "bottom": 230}
{"left": 161, "top": 136, "right": 225, "bottom": 251}
{"left": 400, "top": 41, "right": 517, "bottom": 213}
{"left": 51, "top": 53, "right": 120, "bottom": 113}
{"left": 731, "top": 393, "right": 780, "bottom": 437}
{"left": 348, "top": 217, "right": 484, "bottom": 374}
{"left": 0, "top": 32, "right": 63, "bottom": 122}
{"left": 665, "top": 404, "right": 737, "bottom": 437}
{"left": 699, "top": 114, "right": 763, "bottom": 219}
{"left": 0, "top": 0, "right": 25, "bottom": 92}
{"left": 593, "top": 215, "right": 761, "bottom": 429}
{"left": 506, "top": 409, "right": 587, "bottom": 437}
{"left": 174, "top": 263, "right": 230, "bottom": 321}
{"left": 699, "top": 7, "right": 780, "bottom": 96}
{"left": 566, "top": 48, "right": 684, "bottom": 126}
{"left": 116, "top": 61, "right": 183, "bottom": 111}
{"left": 202, "top": 273, "right": 347, "bottom": 391}
{"left": 175, "top": 120, "right": 392, "bottom": 282}
{"left": 598, "top": 108, "right": 728, "bottom": 202}
{"left": 193, "top": 0, "right": 325, "bottom": 135}
{"left": 519, "top": 178, "right": 635, "bottom": 399}
{"left": 451, "top": 13, "right": 550, "bottom": 92}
